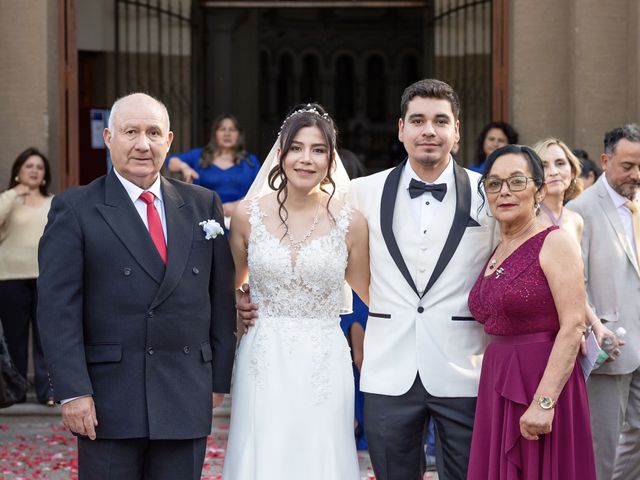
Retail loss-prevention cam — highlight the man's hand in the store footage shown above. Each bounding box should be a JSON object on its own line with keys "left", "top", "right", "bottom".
{"left": 213, "top": 393, "right": 225, "bottom": 408}
{"left": 61, "top": 396, "right": 98, "bottom": 440}
{"left": 236, "top": 284, "right": 258, "bottom": 333}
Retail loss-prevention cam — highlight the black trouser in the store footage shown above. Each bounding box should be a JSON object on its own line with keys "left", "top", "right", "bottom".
{"left": 0, "top": 279, "right": 52, "bottom": 403}
{"left": 364, "top": 374, "right": 476, "bottom": 480}
{"left": 77, "top": 437, "right": 208, "bottom": 480}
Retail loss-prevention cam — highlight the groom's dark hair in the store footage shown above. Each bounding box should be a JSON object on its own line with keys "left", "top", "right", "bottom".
{"left": 400, "top": 79, "right": 460, "bottom": 120}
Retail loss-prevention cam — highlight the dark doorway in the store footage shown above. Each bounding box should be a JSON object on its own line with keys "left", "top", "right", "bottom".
{"left": 202, "top": 7, "right": 425, "bottom": 172}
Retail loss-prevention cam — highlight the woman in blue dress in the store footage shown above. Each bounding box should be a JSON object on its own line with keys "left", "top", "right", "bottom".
{"left": 166, "top": 114, "right": 260, "bottom": 223}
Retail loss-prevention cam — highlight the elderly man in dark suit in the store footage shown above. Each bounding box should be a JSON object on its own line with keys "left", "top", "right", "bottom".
{"left": 37, "top": 92, "right": 236, "bottom": 479}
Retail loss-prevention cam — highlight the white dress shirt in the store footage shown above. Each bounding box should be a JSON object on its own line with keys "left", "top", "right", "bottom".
{"left": 113, "top": 169, "right": 168, "bottom": 242}
{"left": 602, "top": 174, "right": 639, "bottom": 265}
{"left": 401, "top": 157, "right": 455, "bottom": 236}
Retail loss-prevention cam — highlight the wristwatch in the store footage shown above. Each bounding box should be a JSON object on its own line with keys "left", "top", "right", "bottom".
{"left": 536, "top": 395, "right": 557, "bottom": 410}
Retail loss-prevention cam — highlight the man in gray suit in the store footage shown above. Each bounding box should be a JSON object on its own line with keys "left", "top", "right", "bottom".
{"left": 567, "top": 124, "right": 640, "bottom": 480}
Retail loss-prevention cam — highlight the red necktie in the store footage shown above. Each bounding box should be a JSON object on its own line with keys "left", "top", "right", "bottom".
{"left": 139, "top": 191, "right": 167, "bottom": 264}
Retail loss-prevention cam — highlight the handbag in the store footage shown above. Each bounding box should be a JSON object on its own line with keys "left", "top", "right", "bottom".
{"left": 0, "top": 325, "right": 30, "bottom": 408}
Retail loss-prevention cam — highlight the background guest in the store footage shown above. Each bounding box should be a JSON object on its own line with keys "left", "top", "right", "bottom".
{"left": 567, "top": 124, "right": 640, "bottom": 480}
{"left": 534, "top": 137, "right": 615, "bottom": 347}
{"left": 339, "top": 147, "right": 368, "bottom": 450}
{"left": 533, "top": 138, "right": 583, "bottom": 229}
{"left": 467, "top": 145, "right": 596, "bottom": 479}
{"left": 0, "top": 147, "right": 54, "bottom": 405}
{"left": 166, "top": 114, "right": 260, "bottom": 222}
{"left": 338, "top": 148, "right": 367, "bottom": 180}
{"left": 469, "top": 121, "right": 519, "bottom": 173}
{"left": 572, "top": 148, "right": 603, "bottom": 189}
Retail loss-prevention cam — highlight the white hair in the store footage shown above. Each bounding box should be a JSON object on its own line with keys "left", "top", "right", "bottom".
{"left": 107, "top": 92, "right": 170, "bottom": 133}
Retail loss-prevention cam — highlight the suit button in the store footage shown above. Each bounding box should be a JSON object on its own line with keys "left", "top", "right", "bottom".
{"left": 147, "top": 310, "right": 154, "bottom": 318}
{"left": 123, "top": 268, "right": 132, "bottom": 276}
{"left": 147, "top": 347, "right": 155, "bottom": 356}
{"left": 417, "top": 306, "right": 424, "bottom": 313}
{"left": 192, "top": 267, "right": 199, "bottom": 275}
{"left": 183, "top": 346, "right": 191, "bottom": 354}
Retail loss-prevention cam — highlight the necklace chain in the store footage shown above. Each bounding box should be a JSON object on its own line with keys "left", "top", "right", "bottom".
{"left": 488, "top": 221, "right": 538, "bottom": 274}
{"left": 285, "top": 201, "right": 321, "bottom": 251}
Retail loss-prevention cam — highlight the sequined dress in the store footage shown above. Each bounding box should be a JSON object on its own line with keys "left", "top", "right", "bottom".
{"left": 467, "top": 227, "right": 596, "bottom": 480}
{"left": 222, "top": 199, "right": 360, "bottom": 480}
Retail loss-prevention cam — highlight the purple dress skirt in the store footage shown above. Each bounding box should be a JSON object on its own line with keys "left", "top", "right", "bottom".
{"left": 467, "top": 227, "right": 596, "bottom": 480}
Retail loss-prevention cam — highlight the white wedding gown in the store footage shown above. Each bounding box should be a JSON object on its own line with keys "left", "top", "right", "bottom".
{"left": 222, "top": 199, "right": 360, "bottom": 480}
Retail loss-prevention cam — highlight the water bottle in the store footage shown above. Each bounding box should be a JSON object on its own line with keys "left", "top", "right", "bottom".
{"left": 594, "top": 327, "right": 627, "bottom": 368}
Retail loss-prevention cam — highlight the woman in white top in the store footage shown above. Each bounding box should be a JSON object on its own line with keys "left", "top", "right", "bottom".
{"left": 0, "top": 147, "right": 54, "bottom": 404}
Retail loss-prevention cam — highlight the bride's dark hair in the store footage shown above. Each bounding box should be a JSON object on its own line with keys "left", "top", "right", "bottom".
{"left": 268, "top": 103, "right": 338, "bottom": 235}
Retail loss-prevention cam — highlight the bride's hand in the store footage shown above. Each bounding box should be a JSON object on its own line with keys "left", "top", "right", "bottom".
{"left": 236, "top": 283, "right": 258, "bottom": 332}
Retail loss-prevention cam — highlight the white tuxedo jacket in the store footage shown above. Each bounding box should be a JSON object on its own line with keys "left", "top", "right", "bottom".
{"left": 567, "top": 177, "right": 640, "bottom": 375}
{"left": 351, "top": 160, "right": 495, "bottom": 397}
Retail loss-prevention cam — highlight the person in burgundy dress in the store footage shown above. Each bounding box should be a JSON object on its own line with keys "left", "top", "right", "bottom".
{"left": 467, "top": 144, "right": 596, "bottom": 479}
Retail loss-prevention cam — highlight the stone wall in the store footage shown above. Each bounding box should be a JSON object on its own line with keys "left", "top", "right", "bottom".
{"left": 511, "top": 0, "right": 640, "bottom": 161}
{"left": 0, "top": 0, "right": 60, "bottom": 191}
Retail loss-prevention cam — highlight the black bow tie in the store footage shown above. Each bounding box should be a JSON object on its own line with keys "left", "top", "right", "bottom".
{"left": 408, "top": 178, "right": 447, "bottom": 201}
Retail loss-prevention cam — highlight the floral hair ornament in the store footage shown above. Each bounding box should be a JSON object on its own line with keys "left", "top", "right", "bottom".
{"left": 278, "top": 104, "right": 332, "bottom": 135}
{"left": 199, "top": 219, "right": 224, "bottom": 240}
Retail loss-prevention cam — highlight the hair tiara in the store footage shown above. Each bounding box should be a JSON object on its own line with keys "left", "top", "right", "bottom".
{"left": 279, "top": 104, "right": 332, "bottom": 134}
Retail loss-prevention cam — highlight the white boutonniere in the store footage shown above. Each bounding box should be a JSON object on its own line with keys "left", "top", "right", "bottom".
{"left": 199, "top": 219, "right": 224, "bottom": 239}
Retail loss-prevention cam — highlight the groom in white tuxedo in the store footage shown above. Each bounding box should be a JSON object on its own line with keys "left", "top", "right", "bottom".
{"left": 349, "top": 79, "right": 495, "bottom": 480}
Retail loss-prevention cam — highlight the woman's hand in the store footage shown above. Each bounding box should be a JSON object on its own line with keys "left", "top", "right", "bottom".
{"left": 591, "top": 319, "right": 613, "bottom": 346}
{"left": 181, "top": 164, "right": 199, "bottom": 183}
{"left": 12, "top": 184, "right": 29, "bottom": 197}
{"left": 520, "top": 402, "right": 555, "bottom": 440}
{"left": 591, "top": 320, "right": 624, "bottom": 362}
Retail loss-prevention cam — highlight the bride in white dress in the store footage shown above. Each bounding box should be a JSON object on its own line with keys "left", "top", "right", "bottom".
{"left": 222, "top": 104, "right": 370, "bottom": 479}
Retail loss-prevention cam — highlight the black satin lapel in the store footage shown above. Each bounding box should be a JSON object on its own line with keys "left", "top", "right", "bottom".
{"left": 381, "top": 159, "right": 420, "bottom": 297}
{"left": 97, "top": 171, "right": 164, "bottom": 284}
{"left": 151, "top": 179, "right": 192, "bottom": 309}
{"left": 421, "top": 162, "right": 471, "bottom": 298}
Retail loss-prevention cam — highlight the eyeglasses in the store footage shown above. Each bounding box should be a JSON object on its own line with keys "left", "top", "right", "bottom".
{"left": 483, "top": 175, "right": 535, "bottom": 193}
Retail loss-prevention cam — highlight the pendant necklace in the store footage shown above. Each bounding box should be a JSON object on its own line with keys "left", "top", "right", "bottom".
{"left": 488, "top": 221, "right": 537, "bottom": 277}
{"left": 285, "top": 200, "right": 321, "bottom": 252}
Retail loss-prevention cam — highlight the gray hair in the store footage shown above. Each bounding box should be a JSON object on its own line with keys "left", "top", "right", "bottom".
{"left": 107, "top": 92, "right": 170, "bottom": 133}
{"left": 604, "top": 123, "right": 640, "bottom": 155}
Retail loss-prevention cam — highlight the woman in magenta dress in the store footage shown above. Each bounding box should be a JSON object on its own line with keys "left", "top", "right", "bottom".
{"left": 467, "top": 145, "right": 596, "bottom": 480}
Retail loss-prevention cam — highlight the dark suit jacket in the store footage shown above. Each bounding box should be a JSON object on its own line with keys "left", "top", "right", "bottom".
{"left": 37, "top": 171, "right": 236, "bottom": 440}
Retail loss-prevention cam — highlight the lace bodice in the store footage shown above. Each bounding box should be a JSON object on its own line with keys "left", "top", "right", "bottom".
{"left": 247, "top": 198, "right": 352, "bottom": 324}
{"left": 468, "top": 227, "right": 560, "bottom": 335}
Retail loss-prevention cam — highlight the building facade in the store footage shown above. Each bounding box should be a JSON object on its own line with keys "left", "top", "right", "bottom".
{"left": 1, "top": 0, "right": 638, "bottom": 191}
